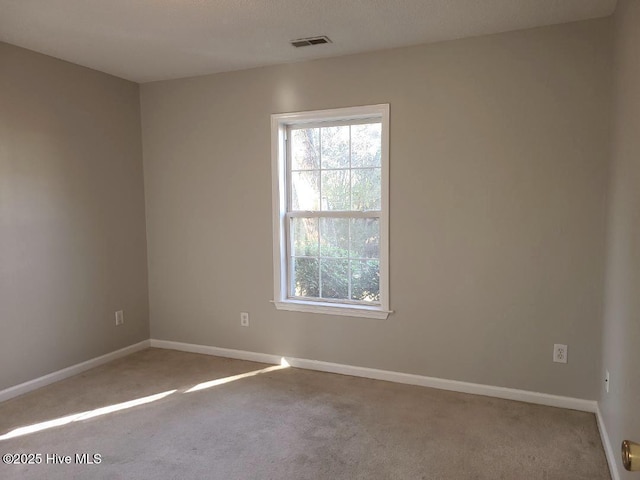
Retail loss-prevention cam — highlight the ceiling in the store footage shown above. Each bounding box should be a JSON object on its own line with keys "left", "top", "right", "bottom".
{"left": 0, "top": 0, "right": 617, "bottom": 83}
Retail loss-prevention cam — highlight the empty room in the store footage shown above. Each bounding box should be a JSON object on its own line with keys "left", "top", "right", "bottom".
{"left": 1, "top": 0, "right": 639, "bottom": 478}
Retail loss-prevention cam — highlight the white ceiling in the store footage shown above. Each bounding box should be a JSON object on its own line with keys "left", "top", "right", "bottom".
{"left": 0, "top": 0, "right": 617, "bottom": 83}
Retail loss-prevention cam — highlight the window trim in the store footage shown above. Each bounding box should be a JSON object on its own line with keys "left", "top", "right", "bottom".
{"left": 271, "top": 104, "right": 390, "bottom": 319}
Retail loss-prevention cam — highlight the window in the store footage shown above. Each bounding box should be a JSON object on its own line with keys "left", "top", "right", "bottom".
{"left": 271, "top": 104, "right": 390, "bottom": 319}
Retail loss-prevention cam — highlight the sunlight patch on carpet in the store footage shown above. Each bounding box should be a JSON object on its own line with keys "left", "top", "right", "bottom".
{"left": 0, "top": 390, "right": 176, "bottom": 441}
{"left": 185, "top": 363, "right": 289, "bottom": 393}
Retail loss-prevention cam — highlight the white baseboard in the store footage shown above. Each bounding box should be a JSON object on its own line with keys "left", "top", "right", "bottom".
{"left": 149, "top": 339, "right": 597, "bottom": 413}
{"left": 596, "top": 405, "right": 621, "bottom": 480}
{"left": 0, "top": 340, "right": 151, "bottom": 403}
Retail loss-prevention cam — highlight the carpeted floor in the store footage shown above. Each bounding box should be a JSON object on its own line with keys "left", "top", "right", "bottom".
{"left": 0, "top": 348, "right": 610, "bottom": 479}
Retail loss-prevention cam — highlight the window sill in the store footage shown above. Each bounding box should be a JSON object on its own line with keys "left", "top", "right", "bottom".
{"left": 272, "top": 300, "right": 391, "bottom": 320}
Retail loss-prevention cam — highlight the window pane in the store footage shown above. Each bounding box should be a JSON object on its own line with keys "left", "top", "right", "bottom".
{"left": 291, "top": 171, "right": 319, "bottom": 210}
{"left": 292, "top": 257, "right": 319, "bottom": 298}
{"left": 292, "top": 217, "right": 318, "bottom": 256}
{"left": 321, "top": 126, "right": 349, "bottom": 169}
{"left": 321, "top": 259, "right": 349, "bottom": 299}
{"left": 321, "top": 169, "right": 350, "bottom": 210}
{"left": 350, "top": 218, "right": 379, "bottom": 259}
{"left": 351, "top": 123, "right": 381, "bottom": 167}
{"left": 351, "top": 168, "right": 381, "bottom": 211}
{"left": 320, "top": 218, "right": 348, "bottom": 258}
{"left": 351, "top": 260, "right": 380, "bottom": 302}
{"left": 291, "top": 128, "right": 320, "bottom": 170}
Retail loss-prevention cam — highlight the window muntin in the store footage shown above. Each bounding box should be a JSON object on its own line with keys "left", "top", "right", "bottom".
{"left": 272, "top": 105, "right": 390, "bottom": 319}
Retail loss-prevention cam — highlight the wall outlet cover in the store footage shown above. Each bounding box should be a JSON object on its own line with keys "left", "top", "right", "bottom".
{"left": 553, "top": 344, "right": 567, "bottom": 363}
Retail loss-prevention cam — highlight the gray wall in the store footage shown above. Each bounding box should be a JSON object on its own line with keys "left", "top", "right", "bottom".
{"left": 0, "top": 43, "right": 149, "bottom": 390}
{"left": 600, "top": 0, "right": 640, "bottom": 477}
{"left": 141, "top": 18, "right": 612, "bottom": 400}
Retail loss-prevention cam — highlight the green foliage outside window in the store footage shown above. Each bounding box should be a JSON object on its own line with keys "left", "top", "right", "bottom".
{"left": 293, "top": 247, "right": 380, "bottom": 302}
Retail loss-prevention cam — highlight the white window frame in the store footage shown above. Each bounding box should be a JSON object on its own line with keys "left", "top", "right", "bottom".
{"left": 271, "top": 104, "right": 391, "bottom": 319}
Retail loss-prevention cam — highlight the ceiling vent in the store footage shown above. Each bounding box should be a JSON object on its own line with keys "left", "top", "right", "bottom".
{"left": 290, "top": 36, "right": 332, "bottom": 48}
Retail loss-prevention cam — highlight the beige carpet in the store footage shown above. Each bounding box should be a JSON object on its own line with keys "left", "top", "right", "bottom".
{"left": 0, "top": 348, "right": 610, "bottom": 479}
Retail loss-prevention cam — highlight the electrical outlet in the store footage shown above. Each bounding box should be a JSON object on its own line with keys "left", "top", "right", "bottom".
{"left": 605, "top": 370, "right": 610, "bottom": 393}
{"left": 240, "top": 312, "right": 249, "bottom": 327}
{"left": 553, "top": 344, "right": 567, "bottom": 363}
{"left": 115, "top": 310, "right": 124, "bottom": 326}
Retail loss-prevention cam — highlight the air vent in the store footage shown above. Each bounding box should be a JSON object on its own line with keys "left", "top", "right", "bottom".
{"left": 291, "top": 36, "right": 332, "bottom": 48}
